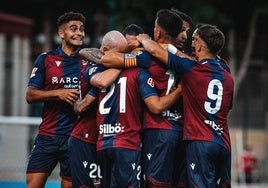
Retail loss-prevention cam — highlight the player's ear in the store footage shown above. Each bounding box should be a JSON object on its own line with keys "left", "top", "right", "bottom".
{"left": 58, "top": 28, "right": 64, "bottom": 39}
{"left": 102, "top": 46, "right": 110, "bottom": 53}
{"left": 154, "top": 26, "right": 161, "bottom": 41}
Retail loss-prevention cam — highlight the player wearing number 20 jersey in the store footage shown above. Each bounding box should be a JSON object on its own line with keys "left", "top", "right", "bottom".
{"left": 85, "top": 63, "right": 159, "bottom": 188}
{"left": 68, "top": 58, "right": 101, "bottom": 187}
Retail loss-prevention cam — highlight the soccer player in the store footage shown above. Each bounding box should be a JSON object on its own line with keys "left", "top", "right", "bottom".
{"left": 122, "top": 23, "right": 145, "bottom": 44}
{"left": 25, "top": 11, "right": 86, "bottom": 188}
{"left": 171, "top": 8, "right": 193, "bottom": 51}
{"left": 67, "top": 61, "right": 101, "bottom": 187}
{"left": 79, "top": 9, "right": 185, "bottom": 188}
{"left": 68, "top": 27, "right": 131, "bottom": 188}
{"left": 170, "top": 8, "right": 193, "bottom": 187}
{"left": 136, "top": 23, "right": 234, "bottom": 188}
{"left": 76, "top": 30, "right": 182, "bottom": 188}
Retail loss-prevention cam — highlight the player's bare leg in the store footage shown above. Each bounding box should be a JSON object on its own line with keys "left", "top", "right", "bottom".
{"left": 61, "top": 178, "right": 72, "bottom": 188}
{"left": 26, "top": 173, "right": 48, "bottom": 188}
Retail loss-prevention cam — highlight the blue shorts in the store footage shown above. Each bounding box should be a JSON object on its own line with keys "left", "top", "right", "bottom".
{"left": 97, "top": 148, "right": 141, "bottom": 188}
{"left": 186, "top": 141, "right": 231, "bottom": 188}
{"left": 26, "top": 134, "right": 71, "bottom": 181}
{"left": 68, "top": 136, "right": 101, "bottom": 187}
{"left": 142, "top": 129, "right": 187, "bottom": 187}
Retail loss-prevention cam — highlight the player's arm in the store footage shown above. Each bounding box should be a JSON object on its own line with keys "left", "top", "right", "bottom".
{"left": 90, "top": 68, "right": 121, "bottom": 89}
{"left": 74, "top": 94, "right": 96, "bottom": 114}
{"left": 144, "top": 84, "right": 182, "bottom": 114}
{"left": 158, "top": 43, "right": 195, "bottom": 60}
{"left": 137, "top": 34, "right": 195, "bottom": 64}
{"left": 80, "top": 48, "right": 147, "bottom": 69}
{"left": 136, "top": 34, "right": 169, "bottom": 64}
{"left": 26, "top": 86, "right": 80, "bottom": 105}
{"left": 80, "top": 48, "right": 125, "bottom": 68}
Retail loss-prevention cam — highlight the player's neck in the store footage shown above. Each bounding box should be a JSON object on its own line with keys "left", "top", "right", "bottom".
{"left": 197, "top": 52, "right": 215, "bottom": 62}
{"left": 61, "top": 44, "right": 79, "bottom": 56}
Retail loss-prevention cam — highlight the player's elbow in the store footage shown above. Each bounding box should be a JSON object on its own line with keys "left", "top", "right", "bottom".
{"left": 74, "top": 103, "right": 85, "bottom": 115}
{"left": 96, "top": 81, "right": 110, "bottom": 89}
{"left": 148, "top": 106, "right": 163, "bottom": 114}
{"left": 145, "top": 97, "right": 164, "bottom": 114}
{"left": 74, "top": 106, "right": 83, "bottom": 115}
{"left": 25, "top": 96, "right": 32, "bottom": 104}
{"left": 91, "top": 79, "right": 110, "bottom": 89}
{"left": 25, "top": 91, "right": 35, "bottom": 104}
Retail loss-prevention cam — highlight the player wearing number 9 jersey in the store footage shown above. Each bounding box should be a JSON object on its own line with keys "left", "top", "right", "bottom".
{"left": 137, "top": 23, "right": 234, "bottom": 188}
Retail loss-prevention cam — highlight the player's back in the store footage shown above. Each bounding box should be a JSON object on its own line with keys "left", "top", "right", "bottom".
{"left": 97, "top": 67, "right": 153, "bottom": 151}
{"left": 181, "top": 59, "right": 234, "bottom": 150}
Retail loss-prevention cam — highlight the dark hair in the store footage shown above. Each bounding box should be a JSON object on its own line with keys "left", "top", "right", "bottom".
{"left": 156, "top": 9, "right": 182, "bottom": 38}
{"left": 196, "top": 23, "right": 225, "bottom": 55}
{"left": 170, "top": 8, "right": 193, "bottom": 27}
{"left": 57, "top": 11, "right": 86, "bottom": 28}
{"left": 122, "top": 24, "right": 144, "bottom": 36}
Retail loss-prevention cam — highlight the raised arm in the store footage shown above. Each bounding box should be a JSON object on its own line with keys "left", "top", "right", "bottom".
{"left": 136, "top": 34, "right": 169, "bottom": 65}
{"left": 137, "top": 34, "right": 196, "bottom": 64}
{"left": 80, "top": 48, "right": 125, "bottom": 68}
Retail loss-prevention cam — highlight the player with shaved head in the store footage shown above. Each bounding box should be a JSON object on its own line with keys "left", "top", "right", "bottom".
{"left": 76, "top": 29, "right": 182, "bottom": 187}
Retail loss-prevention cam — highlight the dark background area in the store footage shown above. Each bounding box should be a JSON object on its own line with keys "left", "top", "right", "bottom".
{"left": 1, "top": 0, "right": 268, "bottom": 130}
{"left": 1, "top": 0, "right": 267, "bottom": 60}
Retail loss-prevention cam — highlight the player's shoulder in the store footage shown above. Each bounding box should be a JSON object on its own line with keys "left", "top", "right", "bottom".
{"left": 36, "top": 48, "right": 59, "bottom": 59}
{"left": 130, "top": 47, "right": 144, "bottom": 53}
{"left": 216, "top": 55, "right": 231, "bottom": 73}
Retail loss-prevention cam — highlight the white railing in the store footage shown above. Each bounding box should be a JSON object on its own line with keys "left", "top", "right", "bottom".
{"left": 0, "top": 115, "right": 60, "bottom": 185}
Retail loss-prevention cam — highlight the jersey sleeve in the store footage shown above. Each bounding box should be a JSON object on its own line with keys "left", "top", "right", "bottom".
{"left": 167, "top": 52, "right": 195, "bottom": 75}
{"left": 84, "top": 64, "right": 106, "bottom": 83}
{"left": 124, "top": 50, "right": 153, "bottom": 68}
{"left": 87, "top": 86, "right": 99, "bottom": 98}
{"left": 137, "top": 68, "right": 158, "bottom": 100}
{"left": 28, "top": 53, "right": 47, "bottom": 89}
{"left": 216, "top": 55, "right": 231, "bottom": 73}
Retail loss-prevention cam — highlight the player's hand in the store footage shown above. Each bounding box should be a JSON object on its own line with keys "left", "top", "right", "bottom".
{"left": 160, "top": 43, "right": 168, "bottom": 50}
{"left": 125, "top": 40, "right": 141, "bottom": 52}
{"left": 73, "top": 99, "right": 82, "bottom": 114}
{"left": 79, "top": 48, "right": 103, "bottom": 64}
{"left": 170, "top": 82, "right": 182, "bottom": 97}
{"left": 136, "top": 34, "right": 151, "bottom": 43}
{"left": 58, "top": 89, "right": 80, "bottom": 105}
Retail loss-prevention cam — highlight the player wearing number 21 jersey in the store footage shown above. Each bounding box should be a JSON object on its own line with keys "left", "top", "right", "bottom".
{"left": 83, "top": 10, "right": 184, "bottom": 187}
{"left": 84, "top": 62, "right": 181, "bottom": 188}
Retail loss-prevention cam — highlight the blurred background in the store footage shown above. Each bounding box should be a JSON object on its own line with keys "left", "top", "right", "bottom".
{"left": 0, "top": 0, "right": 268, "bottom": 187}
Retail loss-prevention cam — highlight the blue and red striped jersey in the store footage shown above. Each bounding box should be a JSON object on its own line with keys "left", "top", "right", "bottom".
{"left": 28, "top": 46, "right": 95, "bottom": 138}
{"left": 127, "top": 51, "right": 183, "bottom": 131}
{"left": 167, "top": 53, "right": 234, "bottom": 151}
{"left": 70, "top": 60, "right": 98, "bottom": 144}
{"left": 85, "top": 64, "right": 158, "bottom": 151}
